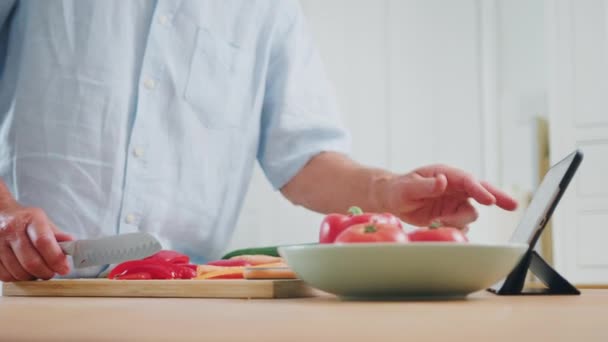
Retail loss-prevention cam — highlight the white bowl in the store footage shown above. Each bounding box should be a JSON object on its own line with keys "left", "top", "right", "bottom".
{"left": 279, "top": 243, "right": 527, "bottom": 299}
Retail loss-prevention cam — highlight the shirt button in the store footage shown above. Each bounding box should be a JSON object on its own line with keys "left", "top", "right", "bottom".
{"left": 125, "top": 214, "right": 137, "bottom": 225}
{"left": 132, "top": 147, "right": 144, "bottom": 158}
{"left": 159, "top": 14, "right": 170, "bottom": 26}
{"left": 143, "top": 78, "right": 156, "bottom": 90}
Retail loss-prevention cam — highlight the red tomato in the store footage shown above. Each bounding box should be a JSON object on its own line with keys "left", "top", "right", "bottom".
{"left": 319, "top": 206, "right": 402, "bottom": 243}
{"left": 335, "top": 223, "right": 408, "bottom": 244}
{"left": 407, "top": 227, "right": 468, "bottom": 242}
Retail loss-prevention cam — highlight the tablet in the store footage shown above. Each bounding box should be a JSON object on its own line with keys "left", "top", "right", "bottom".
{"left": 489, "top": 150, "right": 583, "bottom": 294}
{"left": 509, "top": 150, "right": 583, "bottom": 247}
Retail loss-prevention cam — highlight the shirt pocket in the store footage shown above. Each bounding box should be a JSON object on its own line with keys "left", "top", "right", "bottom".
{"left": 184, "top": 26, "right": 253, "bottom": 129}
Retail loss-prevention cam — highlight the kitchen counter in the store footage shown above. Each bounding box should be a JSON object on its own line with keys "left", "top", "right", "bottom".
{"left": 1, "top": 289, "right": 607, "bottom": 341}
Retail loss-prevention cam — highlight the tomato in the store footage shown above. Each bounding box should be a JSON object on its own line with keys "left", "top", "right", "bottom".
{"left": 335, "top": 222, "right": 408, "bottom": 244}
{"left": 319, "top": 206, "right": 402, "bottom": 243}
{"left": 407, "top": 227, "right": 468, "bottom": 242}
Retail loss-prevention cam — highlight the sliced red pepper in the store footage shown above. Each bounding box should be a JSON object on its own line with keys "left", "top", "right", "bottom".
{"left": 206, "top": 259, "right": 251, "bottom": 267}
{"left": 175, "top": 265, "right": 197, "bottom": 279}
{"left": 180, "top": 264, "right": 198, "bottom": 271}
{"left": 144, "top": 250, "right": 190, "bottom": 264}
{"left": 109, "top": 250, "right": 197, "bottom": 280}
{"left": 108, "top": 260, "right": 176, "bottom": 280}
{"left": 116, "top": 272, "right": 152, "bottom": 280}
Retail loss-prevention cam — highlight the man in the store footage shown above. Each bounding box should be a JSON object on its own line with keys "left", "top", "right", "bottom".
{"left": 0, "top": 1, "right": 517, "bottom": 282}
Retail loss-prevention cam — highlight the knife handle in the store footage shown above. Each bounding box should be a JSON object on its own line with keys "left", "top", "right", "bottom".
{"left": 58, "top": 241, "right": 75, "bottom": 255}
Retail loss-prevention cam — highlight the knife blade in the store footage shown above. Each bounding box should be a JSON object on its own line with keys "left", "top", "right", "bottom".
{"left": 58, "top": 232, "right": 163, "bottom": 268}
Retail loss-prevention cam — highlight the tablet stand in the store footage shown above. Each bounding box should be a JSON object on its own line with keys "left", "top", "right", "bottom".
{"left": 488, "top": 249, "right": 580, "bottom": 295}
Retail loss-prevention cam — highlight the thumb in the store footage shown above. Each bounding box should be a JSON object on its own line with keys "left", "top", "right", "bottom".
{"left": 51, "top": 224, "right": 75, "bottom": 242}
{"left": 400, "top": 173, "right": 448, "bottom": 200}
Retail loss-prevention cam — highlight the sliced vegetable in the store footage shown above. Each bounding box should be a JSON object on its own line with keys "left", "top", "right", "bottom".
{"left": 116, "top": 272, "right": 152, "bottom": 280}
{"left": 109, "top": 250, "right": 197, "bottom": 280}
{"left": 247, "top": 262, "right": 288, "bottom": 268}
{"left": 108, "top": 260, "right": 176, "bottom": 280}
{"left": 176, "top": 265, "right": 197, "bottom": 279}
{"left": 229, "top": 255, "right": 283, "bottom": 266}
{"left": 144, "top": 250, "right": 190, "bottom": 264}
{"left": 244, "top": 267, "right": 297, "bottom": 280}
{"left": 195, "top": 267, "right": 245, "bottom": 280}
{"left": 206, "top": 259, "right": 251, "bottom": 267}
{"left": 196, "top": 264, "right": 225, "bottom": 276}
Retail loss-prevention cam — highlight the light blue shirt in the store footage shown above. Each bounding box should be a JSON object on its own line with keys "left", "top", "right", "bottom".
{"left": 0, "top": 0, "right": 350, "bottom": 269}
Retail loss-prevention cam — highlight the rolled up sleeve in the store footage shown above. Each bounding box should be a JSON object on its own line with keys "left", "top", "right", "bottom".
{"left": 257, "top": 2, "right": 351, "bottom": 190}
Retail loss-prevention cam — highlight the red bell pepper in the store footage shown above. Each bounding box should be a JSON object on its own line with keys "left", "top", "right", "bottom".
{"left": 109, "top": 250, "right": 197, "bottom": 280}
{"left": 116, "top": 272, "right": 152, "bottom": 280}
{"left": 319, "top": 206, "right": 402, "bottom": 243}
{"left": 175, "top": 264, "right": 197, "bottom": 279}
{"left": 144, "top": 250, "right": 190, "bottom": 264}
{"left": 108, "top": 260, "right": 176, "bottom": 280}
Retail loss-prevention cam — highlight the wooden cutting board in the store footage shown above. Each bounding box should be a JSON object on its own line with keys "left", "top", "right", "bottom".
{"left": 2, "top": 279, "right": 317, "bottom": 299}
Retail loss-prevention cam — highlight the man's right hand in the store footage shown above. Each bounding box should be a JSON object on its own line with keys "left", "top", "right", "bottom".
{"left": 0, "top": 204, "right": 73, "bottom": 282}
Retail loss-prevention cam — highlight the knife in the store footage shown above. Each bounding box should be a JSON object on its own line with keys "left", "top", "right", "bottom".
{"left": 58, "top": 232, "right": 163, "bottom": 268}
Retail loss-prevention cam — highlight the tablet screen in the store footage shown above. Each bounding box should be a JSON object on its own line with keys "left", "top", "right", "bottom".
{"left": 509, "top": 151, "right": 581, "bottom": 245}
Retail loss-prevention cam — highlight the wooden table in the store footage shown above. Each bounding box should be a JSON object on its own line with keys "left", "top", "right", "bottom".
{"left": 1, "top": 290, "right": 607, "bottom": 341}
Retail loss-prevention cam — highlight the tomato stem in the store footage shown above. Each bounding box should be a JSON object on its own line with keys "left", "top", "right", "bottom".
{"left": 347, "top": 206, "right": 364, "bottom": 216}
{"left": 363, "top": 225, "right": 377, "bottom": 233}
{"left": 429, "top": 221, "right": 442, "bottom": 229}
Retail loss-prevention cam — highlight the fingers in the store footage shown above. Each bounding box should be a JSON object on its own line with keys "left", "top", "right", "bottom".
{"left": 481, "top": 181, "right": 518, "bottom": 211}
{"left": 51, "top": 223, "right": 75, "bottom": 243}
{"left": 0, "top": 260, "right": 16, "bottom": 282}
{"left": 26, "top": 212, "right": 71, "bottom": 275}
{"left": 416, "top": 165, "right": 517, "bottom": 208}
{"left": 9, "top": 229, "right": 55, "bottom": 279}
{"left": 0, "top": 207, "right": 72, "bottom": 282}
{"left": 434, "top": 201, "right": 479, "bottom": 229}
{"left": 0, "top": 243, "right": 34, "bottom": 281}
{"left": 463, "top": 176, "right": 495, "bottom": 206}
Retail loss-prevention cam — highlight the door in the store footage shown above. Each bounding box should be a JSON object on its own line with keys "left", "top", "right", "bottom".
{"left": 547, "top": 0, "right": 608, "bottom": 284}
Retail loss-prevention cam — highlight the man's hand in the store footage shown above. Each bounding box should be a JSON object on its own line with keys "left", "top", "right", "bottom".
{"left": 0, "top": 204, "right": 73, "bottom": 282}
{"left": 282, "top": 152, "right": 518, "bottom": 232}
{"left": 381, "top": 164, "right": 518, "bottom": 230}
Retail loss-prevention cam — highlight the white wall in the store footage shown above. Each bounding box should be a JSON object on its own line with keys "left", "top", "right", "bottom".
{"left": 497, "top": 0, "right": 547, "bottom": 192}
{"left": 228, "top": 0, "right": 541, "bottom": 252}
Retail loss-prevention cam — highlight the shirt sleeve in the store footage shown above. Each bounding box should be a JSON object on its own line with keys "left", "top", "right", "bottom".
{"left": 257, "top": 2, "right": 352, "bottom": 190}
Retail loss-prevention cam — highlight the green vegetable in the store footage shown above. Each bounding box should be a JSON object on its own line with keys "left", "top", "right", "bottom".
{"left": 221, "top": 246, "right": 280, "bottom": 259}
{"left": 221, "top": 243, "right": 317, "bottom": 259}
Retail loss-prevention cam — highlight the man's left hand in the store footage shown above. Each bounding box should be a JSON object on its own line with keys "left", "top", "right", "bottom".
{"left": 381, "top": 165, "right": 518, "bottom": 231}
